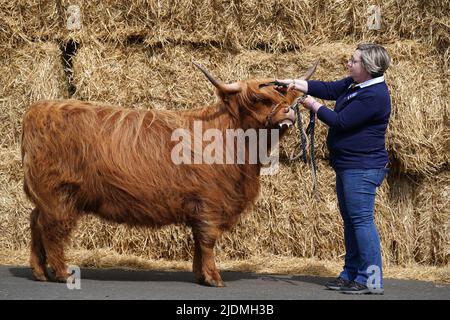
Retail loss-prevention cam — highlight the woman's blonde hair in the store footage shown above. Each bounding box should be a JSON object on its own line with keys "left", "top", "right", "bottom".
{"left": 357, "top": 43, "right": 391, "bottom": 77}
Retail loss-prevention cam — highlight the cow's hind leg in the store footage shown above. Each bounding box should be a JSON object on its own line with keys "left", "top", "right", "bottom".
{"left": 39, "top": 204, "right": 79, "bottom": 283}
{"left": 30, "top": 207, "right": 49, "bottom": 281}
{"left": 192, "top": 226, "right": 224, "bottom": 287}
{"left": 192, "top": 231, "right": 203, "bottom": 283}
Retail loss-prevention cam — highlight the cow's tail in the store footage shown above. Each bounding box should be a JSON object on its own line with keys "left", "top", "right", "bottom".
{"left": 21, "top": 104, "right": 38, "bottom": 204}
{"left": 22, "top": 133, "right": 40, "bottom": 206}
{"left": 20, "top": 102, "right": 34, "bottom": 165}
{"left": 22, "top": 114, "right": 32, "bottom": 202}
{"left": 21, "top": 118, "right": 26, "bottom": 165}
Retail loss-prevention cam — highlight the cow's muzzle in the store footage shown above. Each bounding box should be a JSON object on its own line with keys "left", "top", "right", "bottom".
{"left": 277, "top": 107, "right": 296, "bottom": 129}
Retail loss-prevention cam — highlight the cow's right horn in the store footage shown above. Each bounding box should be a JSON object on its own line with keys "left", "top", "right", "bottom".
{"left": 300, "top": 60, "right": 320, "bottom": 80}
{"left": 193, "top": 62, "right": 241, "bottom": 94}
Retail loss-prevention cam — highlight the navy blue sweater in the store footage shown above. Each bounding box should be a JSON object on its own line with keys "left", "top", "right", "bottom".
{"left": 307, "top": 76, "right": 391, "bottom": 170}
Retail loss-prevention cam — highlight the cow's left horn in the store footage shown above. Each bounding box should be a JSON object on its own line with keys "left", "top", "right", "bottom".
{"left": 300, "top": 59, "right": 320, "bottom": 80}
{"left": 193, "top": 62, "right": 241, "bottom": 94}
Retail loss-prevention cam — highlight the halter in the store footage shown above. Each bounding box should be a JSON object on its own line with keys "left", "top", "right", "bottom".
{"left": 264, "top": 103, "right": 283, "bottom": 127}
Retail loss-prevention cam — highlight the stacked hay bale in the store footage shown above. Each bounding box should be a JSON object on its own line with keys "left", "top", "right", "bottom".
{"left": 0, "top": 42, "right": 68, "bottom": 251}
{"left": 0, "top": 0, "right": 448, "bottom": 267}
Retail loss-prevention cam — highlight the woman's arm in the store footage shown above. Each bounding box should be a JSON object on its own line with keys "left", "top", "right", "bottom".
{"left": 301, "top": 93, "right": 384, "bottom": 131}
{"left": 316, "top": 94, "right": 380, "bottom": 130}
{"left": 277, "top": 77, "right": 353, "bottom": 101}
{"left": 307, "top": 77, "right": 353, "bottom": 101}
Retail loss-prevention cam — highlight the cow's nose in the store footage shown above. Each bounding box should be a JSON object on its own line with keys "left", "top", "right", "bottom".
{"left": 286, "top": 107, "right": 296, "bottom": 123}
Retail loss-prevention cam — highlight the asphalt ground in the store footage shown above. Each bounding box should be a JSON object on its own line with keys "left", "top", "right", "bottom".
{"left": 1, "top": 265, "right": 449, "bottom": 300}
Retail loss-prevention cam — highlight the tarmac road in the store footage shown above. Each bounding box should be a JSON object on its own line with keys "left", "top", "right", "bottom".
{"left": 0, "top": 265, "right": 449, "bottom": 300}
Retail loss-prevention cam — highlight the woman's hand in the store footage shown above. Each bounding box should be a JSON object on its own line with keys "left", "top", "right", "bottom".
{"left": 275, "top": 79, "right": 296, "bottom": 91}
{"left": 275, "top": 79, "right": 308, "bottom": 93}
{"left": 300, "top": 95, "right": 323, "bottom": 113}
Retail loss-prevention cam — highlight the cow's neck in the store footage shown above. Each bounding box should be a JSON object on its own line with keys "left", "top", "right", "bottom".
{"left": 187, "top": 102, "right": 240, "bottom": 131}
{"left": 188, "top": 103, "right": 264, "bottom": 175}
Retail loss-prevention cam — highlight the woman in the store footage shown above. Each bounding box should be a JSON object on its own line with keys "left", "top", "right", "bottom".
{"left": 278, "top": 43, "right": 391, "bottom": 294}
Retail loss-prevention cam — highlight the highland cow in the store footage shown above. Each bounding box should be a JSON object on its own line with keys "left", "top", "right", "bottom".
{"left": 21, "top": 62, "right": 317, "bottom": 287}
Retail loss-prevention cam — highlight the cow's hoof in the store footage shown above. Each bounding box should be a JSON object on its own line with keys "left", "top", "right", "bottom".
{"left": 203, "top": 278, "right": 226, "bottom": 287}
{"left": 33, "top": 273, "right": 48, "bottom": 282}
{"left": 32, "top": 267, "right": 50, "bottom": 282}
{"left": 54, "top": 273, "right": 70, "bottom": 283}
{"left": 55, "top": 277, "right": 68, "bottom": 283}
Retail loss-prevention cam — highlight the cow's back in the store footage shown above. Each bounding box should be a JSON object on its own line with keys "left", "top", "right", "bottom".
{"left": 22, "top": 100, "right": 218, "bottom": 226}
{"left": 21, "top": 99, "right": 260, "bottom": 229}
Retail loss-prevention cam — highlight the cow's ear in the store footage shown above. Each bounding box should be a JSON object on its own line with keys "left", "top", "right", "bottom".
{"left": 227, "top": 100, "right": 240, "bottom": 120}
{"left": 217, "top": 90, "right": 240, "bottom": 120}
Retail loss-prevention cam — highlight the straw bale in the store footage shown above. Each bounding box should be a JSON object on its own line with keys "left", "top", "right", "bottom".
{"left": 244, "top": 161, "right": 344, "bottom": 260}
{"left": 225, "top": 0, "right": 440, "bottom": 54}
{"left": 0, "top": 43, "right": 67, "bottom": 251}
{"left": 49, "top": 161, "right": 427, "bottom": 264}
{"left": 414, "top": 171, "right": 450, "bottom": 265}
{"left": 58, "top": 0, "right": 235, "bottom": 45}
{"left": 375, "top": 173, "right": 420, "bottom": 266}
{"left": 71, "top": 41, "right": 328, "bottom": 108}
{"left": 72, "top": 215, "right": 194, "bottom": 260}
{"left": 1, "top": 1, "right": 448, "bottom": 54}
{"left": 71, "top": 42, "right": 214, "bottom": 110}
{"left": 0, "top": 145, "right": 31, "bottom": 251}
{"left": 385, "top": 41, "right": 449, "bottom": 175}
{"left": 0, "top": 0, "right": 234, "bottom": 47}
{"left": 0, "top": 0, "right": 61, "bottom": 45}
{"left": 0, "top": 42, "right": 68, "bottom": 147}
{"left": 375, "top": 170, "right": 449, "bottom": 267}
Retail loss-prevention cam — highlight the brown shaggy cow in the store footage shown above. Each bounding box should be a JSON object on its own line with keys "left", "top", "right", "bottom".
{"left": 21, "top": 62, "right": 317, "bottom": 287}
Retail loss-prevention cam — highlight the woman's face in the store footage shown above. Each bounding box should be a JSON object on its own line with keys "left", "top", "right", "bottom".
{"left": 347, "top": 50, "right": 371, "bottom": 83}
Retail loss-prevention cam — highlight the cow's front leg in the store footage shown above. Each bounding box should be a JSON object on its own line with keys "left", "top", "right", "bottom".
{"left": 192, "top": 227, "right": 224, "bottom": 287}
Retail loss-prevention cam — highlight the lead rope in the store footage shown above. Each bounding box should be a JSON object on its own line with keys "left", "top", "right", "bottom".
{"left": 291, "top": 100, "right": 307, "bottom": 163}
{"left": 290, "top": 95, "right": 320, "bottom": 198}
{"left": 306, "top": 108, "right": 319, "bottom": 196}
{"left": 260, "top": 81, "right": 320, "bottom": 197}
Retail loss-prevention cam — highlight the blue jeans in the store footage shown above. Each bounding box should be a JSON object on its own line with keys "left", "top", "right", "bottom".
{"left": 335, "top": 168, "right": 388, "bottom": 288}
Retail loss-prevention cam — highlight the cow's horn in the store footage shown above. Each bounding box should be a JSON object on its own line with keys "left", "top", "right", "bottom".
{"left": 193, "top": 62, "right": 241, "bottom": 94}
{"left": 300, "top": 59, "right": 320, "bottom": 80}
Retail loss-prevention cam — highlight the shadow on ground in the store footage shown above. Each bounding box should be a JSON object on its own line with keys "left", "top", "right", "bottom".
{"left": 8, "top": 266, "right": 332, "bottom": 287}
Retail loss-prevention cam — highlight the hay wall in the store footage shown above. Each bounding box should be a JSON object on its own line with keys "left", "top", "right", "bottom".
{"left": 0, "top": 1, "right": 448, "bottom": 267}
{"left": 1, "top": 0, "right": 448, "bottom": 53}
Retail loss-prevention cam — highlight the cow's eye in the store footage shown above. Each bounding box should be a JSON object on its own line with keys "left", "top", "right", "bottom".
{"left": 254, "top": 97, "right": 271, "bottom": 105}
{"left": 274, "top": 87, "right": 288, "bottom": 96}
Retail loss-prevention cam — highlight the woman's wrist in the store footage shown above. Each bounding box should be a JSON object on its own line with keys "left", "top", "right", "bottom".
{"left": 311, "top": 101, "right": 322, "bottom": 113}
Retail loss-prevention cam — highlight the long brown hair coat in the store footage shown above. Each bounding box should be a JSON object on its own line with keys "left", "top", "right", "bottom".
{"left": 21, "top": 63, "right": 316, "bottom": 286}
